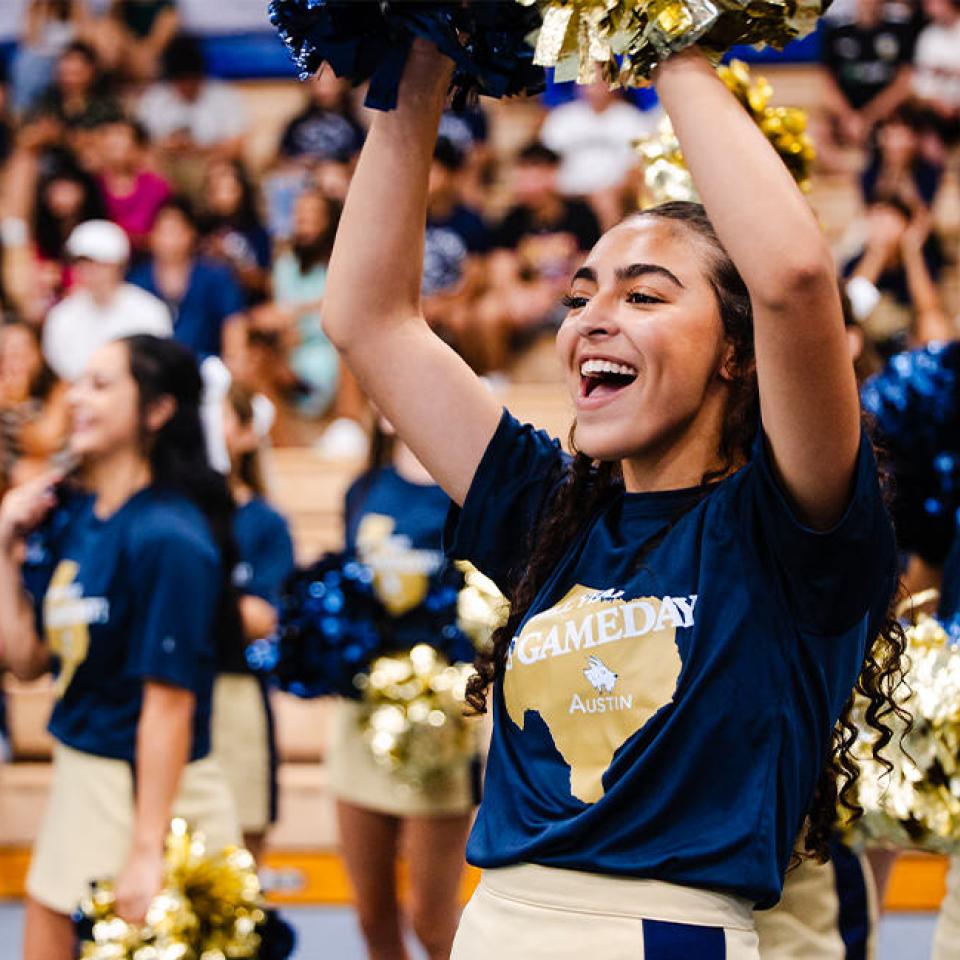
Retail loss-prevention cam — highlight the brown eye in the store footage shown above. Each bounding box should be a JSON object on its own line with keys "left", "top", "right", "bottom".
{"left": 562, "top": 294, "right": 589, "bottom": 309}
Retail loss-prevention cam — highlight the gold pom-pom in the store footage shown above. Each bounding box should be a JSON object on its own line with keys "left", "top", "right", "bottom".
{"left": 520, "top": 0, "right": 828, "bottom": 86}
{"left": 78, "top": 819, "right": 266, "bottom": 960}
{"left": 634, "top": 59, "right": 815, "bottom": 205}
{"left": 842, "top": 592, "right": 960, "bottom": 854}
{"left": 356, "top": 645, "right": 480, "bottom": 791}
{"left": 456, "top": 561, "right": 509, "bottom": 653}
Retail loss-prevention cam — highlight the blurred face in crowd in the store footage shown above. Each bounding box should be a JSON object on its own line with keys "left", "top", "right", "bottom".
{"left": 0, "top": 325, "right": 43, "bottom": 398}
{"left": 44, "top": 175, "right": 87, "bottom": 222}
{"left": 206, "top": 162, "right": 245, "bottom": 217}
{"left": 68, "top": 341, "right": 141, "bottom": 461}
{"left": 99, "top": 121, "right": 141, "bottom": 173}
{"left": 855, "top": 0, "right": 883, "bottom": 24}
{"left": 555, "top": 216, "right": 732, "bottom": 464}
{"left": 74, "top": 258, "right": 125, "bottom": 301}
{"left": 151, "top": 208, "right": 197, "bottom": 262}
{"left": 222, "top": 397, "right": 257, "bottom": 465}
{"left": 427, "top": 161, "right": 458, "bottom": 204}
{"left": 877, "top": 118, "right": 918, "bottom": 166}
{"left": 583, "top": 75, "right": 618, "bottom": 112}
{"left": 57, "top": 49, "right": 96, "bottom": 96}
{"left": 923, "top": 0, "right": 960, "bottom": 23}
{"left": 292, "top": 191, "right": 331, "bottom": 245}
{"left": 310, "top": 71, "right": 349, "bottom": 112}
{"left": 173, "top": 75, "right": 203, "bottom": 103}
{"left": 512, "top": 160, "right": 559, "bottom": 208}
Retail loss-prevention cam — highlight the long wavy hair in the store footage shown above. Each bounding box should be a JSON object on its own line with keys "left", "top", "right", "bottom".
{"left": 464, "top": 201, "right": 909, "bottom": 862}
{"left": 123, "top": 335, "right": 243, "bottom": 659}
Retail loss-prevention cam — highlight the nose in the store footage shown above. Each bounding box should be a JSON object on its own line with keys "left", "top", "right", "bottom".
{"left": 575, "top": 297, "right": 620, "bottom": 340}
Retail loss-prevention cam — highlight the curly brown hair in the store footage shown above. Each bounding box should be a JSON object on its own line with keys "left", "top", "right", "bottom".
{"left": 464, "top": 201, "right": 909, "bottom": 863}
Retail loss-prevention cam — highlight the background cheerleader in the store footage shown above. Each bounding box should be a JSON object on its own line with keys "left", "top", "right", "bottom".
{"left": 326, "top": 418, "right": 476, "bottom": 960}
{"left": 212, "top": 381, "right": 295, "bottom": 860}
{"left": 320, "top": 37, "right": 906, "bottom": 958}
{"left": 0, "top": 334, "right": 240, "bottom": 960}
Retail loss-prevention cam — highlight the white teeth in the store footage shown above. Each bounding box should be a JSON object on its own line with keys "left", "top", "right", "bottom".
{"left": 579, "top": 359, "right": 638, "bottom": 378}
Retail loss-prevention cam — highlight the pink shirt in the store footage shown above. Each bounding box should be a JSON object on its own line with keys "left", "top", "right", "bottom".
{"left": 98, "top": 170, "right": 172, "bottom": 249}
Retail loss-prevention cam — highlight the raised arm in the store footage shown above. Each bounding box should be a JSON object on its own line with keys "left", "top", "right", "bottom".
{"left": 655, "top": 50, "right": 860, "bottom": 529}
{"left": 322, "top": 42, "right": 501, "bottom": 506}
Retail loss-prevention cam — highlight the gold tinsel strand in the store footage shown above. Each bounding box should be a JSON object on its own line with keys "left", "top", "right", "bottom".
{"left": 79, "top": 819, "right": 265, "bottom": 960}
{"left": 843, "top": 595, "right": 960, "bottom": 854}
{"left": 634, "top": 59, "right": 815, "bottom": 206}
{"left": 519, "top": 0, "right": 827, "bottom": 87}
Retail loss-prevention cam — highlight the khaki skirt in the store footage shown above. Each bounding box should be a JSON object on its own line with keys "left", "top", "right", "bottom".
{"left": 451, "top": 864, "right": 759, "bottom": 960}
{"left": 27, "top": 742, "right": 240, "bottom": 915}
{"left": 326, "top": 699, "right": 477, "bottom": 818}
{"left": 211, "top": 673, "right": 276, "bottom": 833}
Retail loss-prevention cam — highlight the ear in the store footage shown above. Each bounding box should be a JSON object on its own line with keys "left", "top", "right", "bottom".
{"left": 718, "top": 341, "right": 739, "bottom": 382}
{"left": 144, "top": 394, "right": 176, "bottom": 434}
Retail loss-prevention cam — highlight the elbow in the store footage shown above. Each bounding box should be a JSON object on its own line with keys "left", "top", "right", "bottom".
{"left": 749, "top": 244, "right": 837, "bottom": 311}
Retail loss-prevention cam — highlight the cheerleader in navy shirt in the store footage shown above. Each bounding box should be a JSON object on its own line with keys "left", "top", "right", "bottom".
{"left": 0, "top": 336, "right": 240, "bottom": 960}
{"left": 327, "top": 420, "right": 476, "bottom": 960}
{"left": 213, "top": 382, "right": 295, "bottom": 860}
{"left": 319, "top": 39, "right": 910, "bottom": 959}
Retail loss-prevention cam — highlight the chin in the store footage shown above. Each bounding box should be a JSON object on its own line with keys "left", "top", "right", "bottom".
{"left": 572, "top": 421, "right": 651, "bottom": 463}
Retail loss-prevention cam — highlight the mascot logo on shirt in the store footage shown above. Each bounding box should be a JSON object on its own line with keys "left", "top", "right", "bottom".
{"left": 505, "top": 584, "right": 690, "bottom": 804}
{"left": 44, "top": 560, "right": 109, "bottom": 698}
{"left": 356, "top": 514, "right": 444, "bottom": 617}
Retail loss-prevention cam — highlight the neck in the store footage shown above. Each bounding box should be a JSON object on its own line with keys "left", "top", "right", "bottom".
{"left": 88, "top": 285, "right": 118, "bottom": 308}
{"left": 392, "top": 441, "right": 433, "bottom": 486}
{"left": 619, "top": 389, "right": 735, "bottom": 493}
{"left": 86, "top": 451, "right": 152, "bottom": 518}
{"left": 230, "top": 476, "right": 253, "bottom": 505}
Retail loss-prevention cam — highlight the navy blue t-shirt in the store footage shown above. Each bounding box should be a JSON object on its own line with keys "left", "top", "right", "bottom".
{"left": 445, "top": 412, "right": 896, "bottom": 908}
{"left": 22, "top": 488, "right": 221, "bottom": 763}
{"left": 345, "top": 467, "right": 451, "bottom": 625}
{"left": 129, "top": 258, "right": 245, "bottom": 359}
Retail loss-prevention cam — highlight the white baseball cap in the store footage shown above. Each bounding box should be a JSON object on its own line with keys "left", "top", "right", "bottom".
{"left": 65, "top": 220, "right": 130, "bottom": 264}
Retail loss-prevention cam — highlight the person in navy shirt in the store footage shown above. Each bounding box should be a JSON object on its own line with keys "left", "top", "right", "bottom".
{"left": 328, "top": 421, "right": 477, "bottom": 960}
{"left": 320, "top": 39, "right": 905, "bottom": 959}
{"left": 129, "top": 197, "right": 247, "bottom": 361}
{"left": 0, "top": 336, "right": 240, "bottom": 960}
{"left": 211, "top": 382, "right": 294, "bottom": 860}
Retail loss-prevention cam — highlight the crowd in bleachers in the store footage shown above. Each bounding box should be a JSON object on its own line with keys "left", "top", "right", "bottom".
{"left": 0, "top": 0, "right": 955, "bottom": 478}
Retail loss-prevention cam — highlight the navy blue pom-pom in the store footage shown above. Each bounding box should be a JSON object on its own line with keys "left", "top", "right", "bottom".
{"left": 268, "top": 0, "right": 544, "bottom": 110}
{"left": 862, "top": 341, "right": 960, "bottom": 563}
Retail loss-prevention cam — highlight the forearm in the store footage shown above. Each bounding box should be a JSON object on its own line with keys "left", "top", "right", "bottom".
{"left": 861, "top": 68, "right": 912, "bottom": 126}
{"left": 130, "top": 684, "right": 193, "bottom": 854}
{"left": 0, "top": 550, "right": 48, "bottom": 680}
{"left": 656, "top": 50, "right": 833, "bottom": 307}
{"left": 240, "top": 595, "right": 277, "bottom": 642}
{"left": 323, "top": 43, "right": 454, "bottom": 347}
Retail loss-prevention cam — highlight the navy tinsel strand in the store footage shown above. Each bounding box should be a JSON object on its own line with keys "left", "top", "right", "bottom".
{"left": 862, "top": 341, "right": 960, "bottom": 564}
{"left": 247, "top": 551, "right": 476, "bottom": 698}
{"left": 268, "top": 0, "right": 544, "bottom": 110}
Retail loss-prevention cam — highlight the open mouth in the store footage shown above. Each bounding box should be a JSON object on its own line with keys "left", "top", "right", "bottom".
{"left": 579, "top": 358, "right": 638, "bottom": 401}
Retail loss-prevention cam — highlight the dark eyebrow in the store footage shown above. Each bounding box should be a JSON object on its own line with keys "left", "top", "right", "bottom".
{"left": 571, "top": 266, "right": 597, "bottom": 284}
{"left": 615, "top": 263, "right": 685, "bottom": 289}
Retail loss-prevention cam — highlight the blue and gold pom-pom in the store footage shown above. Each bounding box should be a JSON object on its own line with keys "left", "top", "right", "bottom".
{"left": 269, "top": 0, "right": 544, "bottom": 110}
{"left": 861, "top": 341, "right": 960, "bottom": 564}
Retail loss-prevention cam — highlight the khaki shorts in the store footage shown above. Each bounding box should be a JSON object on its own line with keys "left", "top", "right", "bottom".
{"left": 452, "top": 864, "right": 759, "bottom": 960}
{"left": 754, "top": 851, "right": 877, "bottom": 959}
{"left": 934, "top": 856, "right": 960, "bottom": 960}
{"left": 27, "top": 742, "right": 240, "bottom": 915}
{"left": 211, "top": 674, "right": 274, "bottom": 832}
{"left": 326, "top": 699, "right": 477, "bottom": 818}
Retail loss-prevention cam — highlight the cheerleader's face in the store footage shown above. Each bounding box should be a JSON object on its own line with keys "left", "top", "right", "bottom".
{"left": 68, "top": 342, "right": 141, "bottom": 459}
{"left": 555, "top": 217, "right": 734, "bottom": 478}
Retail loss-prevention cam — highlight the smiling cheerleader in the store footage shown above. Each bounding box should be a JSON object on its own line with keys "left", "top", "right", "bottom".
{"left": 320, "top": 38, "right": 907, "bottom": 960}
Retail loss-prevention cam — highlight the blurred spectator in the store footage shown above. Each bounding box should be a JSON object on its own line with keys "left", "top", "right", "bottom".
{"left": 278, "top": 71, "right": 364, "bottom": 166}
{"left": 910, "top": 0, "right": 960, "bottom": 164}
{"left": 0, "top": 62, "right": 13, "bottom": 166}
{"left": 818, "top": 0, "right": 915, "bottom": 157}
{"left": 247, "top": 188, "right": 340, "bottom": 427}
{"left": 492, "top": 144, "right": 601, "bottom": 276}
{"left": 198, "top": 159, "right": 272, "bottom": 305}
{"left": 540, "top": 74, "right": 660, "bottom": 228}
{"left": 128, "top": 197, "right": 246, "bottom": 359}
{"left": 30, "top": 40, "right": 120, "bottom": 131}
{"left": 136, "top": 34, "right": 248, "bottom": 197}
{"left": 861, "top": 107, "right": 943, "bottom": 207}
{"left": 422, "top": 138, "right": 490, "bottom": 299}
{"left": 10, "top": 1, "right": 83, "bottom": 115}
{"left": 87, "top": 0, "right": 180, "bottom": 84}
{"left": 42, "top": 219, "right": 171, "bottom": 380}
{"left": 0, "top": 321, "right": 69, "bottom": 490}
{"left": 95, "top": 115, "right": 171, "bottom": 250}
{"left": 35, "top": 148, "right": 105, "bottom": 266}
